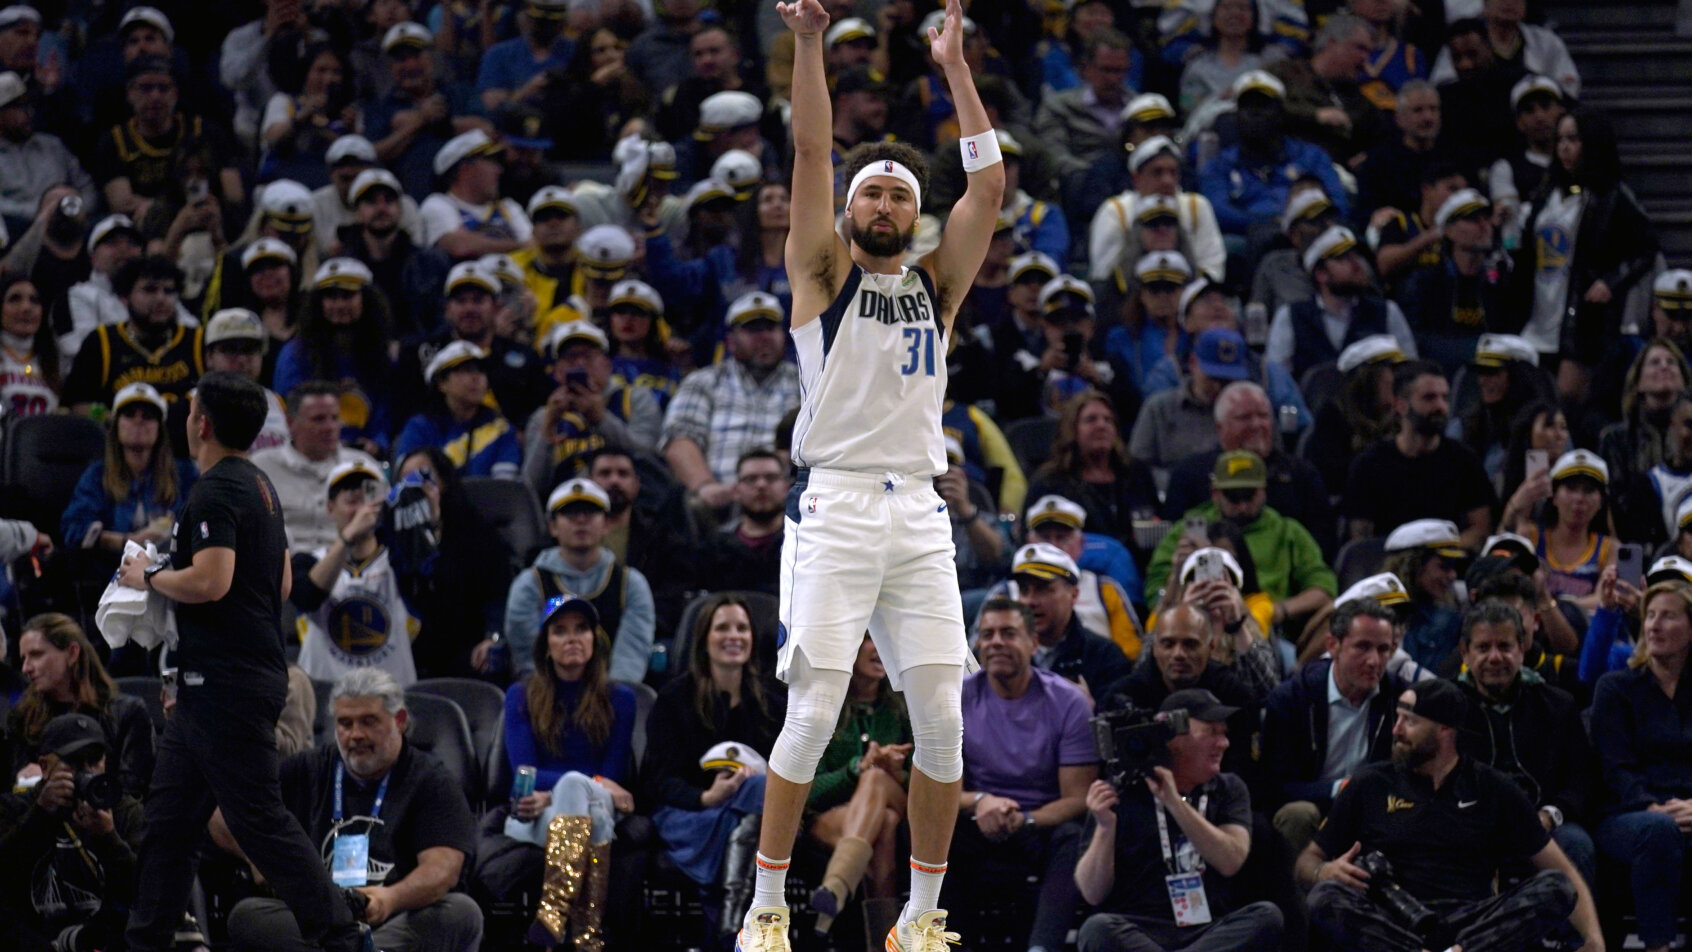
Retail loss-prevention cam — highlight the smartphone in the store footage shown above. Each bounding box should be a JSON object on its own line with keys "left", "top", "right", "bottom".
{"left": 1184, "top": 515, "right": 1208, "bottom": 544}
{"left": 1193, "top": 552, "right": 1228, "bottom": 583}
{"left": 1278, "top": 404, "right": 1300, "bottom": 434}
{"left": 1062, "top": 330, "right": 1085, "bottom": 373}
{"left": 1617, "top": 543, "right": 1645, "bottom": 589}
{"left": 362, "top": 479, "right": 385, "bottom": 506}
{"left": 1525, "top": 449, "right": 1549, "bottom": 482}
{"left": 565, "top": 368, "right": 590, "bottom": 389}
{"left": 1243, "top": 302, "right": 1269, "bottom": 346}
{"left": 187, "top": 179, "right": 209, "bottom": 202}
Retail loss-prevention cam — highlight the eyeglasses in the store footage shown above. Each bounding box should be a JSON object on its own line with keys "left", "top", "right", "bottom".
{"left": 1220, "top": 488, "right": 1257, "bottom": 504}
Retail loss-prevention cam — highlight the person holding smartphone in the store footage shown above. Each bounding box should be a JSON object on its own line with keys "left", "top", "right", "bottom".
{"left": 289, "top": 460, "right": 419, "bottom": 687}
{"left": 521, "top": 316, "right": 664, "bottom": 500}
{"left": 1507, "top": 449, "right": 1619, "bottom": 614}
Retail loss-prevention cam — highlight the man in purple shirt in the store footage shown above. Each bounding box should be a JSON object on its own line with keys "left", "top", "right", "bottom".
{"left": 943, "top": 597, "right": 1098, "bottom": 952}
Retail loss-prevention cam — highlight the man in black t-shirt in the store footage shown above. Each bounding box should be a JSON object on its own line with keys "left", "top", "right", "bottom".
{"left": 118, "top": 372, "right": 365, "bottom": 952}
{"left": 1342, "top": 360, "right": 1496, "bottom": 549}
{"left": 1296, "top": 680, "right": 1601, "bottom": 952}
{"left": 223, "top": 669, "right": 481, "bottom": 952}
{"left": 1074, "top": 689, "right": 1283, "bottom": 952}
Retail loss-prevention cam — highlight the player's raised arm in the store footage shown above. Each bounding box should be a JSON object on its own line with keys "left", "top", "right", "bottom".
{"left": 781, "top": 0, "right": 849, "bottom": 328}
{"left": 920, "top": 0, "right": 1005, "bottom": 329}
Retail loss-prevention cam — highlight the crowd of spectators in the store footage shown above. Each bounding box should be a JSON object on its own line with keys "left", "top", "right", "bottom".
{"left": 0, "top": 0, "right": 1689, "bottom": 950}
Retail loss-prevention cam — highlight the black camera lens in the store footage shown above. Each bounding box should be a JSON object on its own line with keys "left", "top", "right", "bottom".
{"left": 74, "top": 770, "right": 122, "bottom": 811}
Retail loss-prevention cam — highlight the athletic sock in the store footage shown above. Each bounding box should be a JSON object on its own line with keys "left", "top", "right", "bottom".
{"left": 899, "top": 857, "right": 947, "bottom": 925}
{"left": 749, "top": 852, "right": 791, "bottom": 915}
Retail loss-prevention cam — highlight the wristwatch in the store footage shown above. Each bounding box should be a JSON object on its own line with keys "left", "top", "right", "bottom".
{"left": 143, "top": 562, "right": 167, "bottom": 590}
{"left": 1540, "top": 805, "right": 1565, "bottom": 829}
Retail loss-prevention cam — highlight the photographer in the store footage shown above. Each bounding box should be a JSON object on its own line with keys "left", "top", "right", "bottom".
{"left": 1297, "top": 681, "right": 1603, "bottom": 952}
{"left": 1075, "top": 690, "right": 1283, "bottom": 952}
{"left": 0, "top": 713, "right": 142, "bottom": 952}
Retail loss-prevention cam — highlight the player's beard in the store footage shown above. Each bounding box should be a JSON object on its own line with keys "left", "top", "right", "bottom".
{"left": 848, "top": 214, "right": 915, "bottom": 258}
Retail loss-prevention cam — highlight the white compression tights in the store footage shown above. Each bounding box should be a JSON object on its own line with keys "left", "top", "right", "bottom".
{"left": 766, "top": 653, "right": 966, "bottom": 784}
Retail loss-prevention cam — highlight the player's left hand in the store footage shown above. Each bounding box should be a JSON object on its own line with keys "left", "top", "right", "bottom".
{"left": 927, "top": 0, "right": 965, "bottom": 67}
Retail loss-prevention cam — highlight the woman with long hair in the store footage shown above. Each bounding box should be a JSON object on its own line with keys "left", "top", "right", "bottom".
{"left": 0, "top": 275, "right": 62, "bottom": 415}
{"left": 1027, "top": 389, "right": 1159, "bottom": 549}
{"left": 1514, "top": 106, "right": 1658, "bottom": 403}
{"left": 1498, "top": 401, "right": 1571, "bottom": 512}
{"left": 1303, "top": 339, "right": 1403, "bottom": 495}
{"left": 259, "top": 43, "right": 357, "bottom": 188}
{"left": 61, "top": 383, "right": 197, "bottom": 555}
{"left": 1381, "top": 520, "right": 1465, "bottom": 675}
{"left": 1452, "top": 341, "right": 1547, "bottom": 487}
{"left": 642, "top": 593, "right": 786, "bottom": 935}
{"left": 1598, "top": 338, "right": 1690, "bottom": 488}
{"left": 487, "top": 594, "right": 637, "bottom": 950}
{"left": 805, "top": 636, "right": 912, "bottom": 942}
{"left": 605, "top": 282, "right": 682, "bottom": 411}
{"left": 1508, "top": 450, "right": 1617, "bottom": 612}
{"left": 729, "top": 181, "right": 793, "bottom": 317}
{"left": 3, "top": 613, "right": 155, "bottom": 797}
{"left": 272, "top": 258, "right": 395, "bottom": 450}
{"left": 1590, "top": 578, "right": 1692, "bottom": 952}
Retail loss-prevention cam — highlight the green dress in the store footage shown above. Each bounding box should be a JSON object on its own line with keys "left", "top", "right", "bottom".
{"left": 805, "top": 695, "right": 914, "bottom": 814}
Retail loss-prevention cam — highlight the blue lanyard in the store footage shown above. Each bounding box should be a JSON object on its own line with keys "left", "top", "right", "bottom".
{"left": 334, "top": 761, "right": 390, "bottom": 823}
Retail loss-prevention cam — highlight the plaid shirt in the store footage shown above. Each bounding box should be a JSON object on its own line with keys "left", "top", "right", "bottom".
{"left": 660, "top": 358, "right": 801, "bottom": 484}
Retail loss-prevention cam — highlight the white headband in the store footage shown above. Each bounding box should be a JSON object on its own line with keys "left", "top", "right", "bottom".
{"left": 845, "top": 159, "right": 921, "bottom": 214}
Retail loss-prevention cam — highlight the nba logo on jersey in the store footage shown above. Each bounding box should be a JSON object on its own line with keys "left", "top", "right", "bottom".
{"left": 967, "top": 141, "right": 978, "bottom": 160}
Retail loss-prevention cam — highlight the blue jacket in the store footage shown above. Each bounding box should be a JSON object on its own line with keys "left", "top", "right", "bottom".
{"left": 1198, "top": 138, "right": 1348, "bottom": 234}
{"left": 61, "top": 459, "right": 199, "bottom": 548}
{"left": 644, "top": 233, "right": 733, "bottom": 332}
{"left": 393, "top": 408, "right": 521, "bottom": 479}
{"left": 1260, "top": 658, "right": 1405, "bottom": 810}
{"left": 1590, "top": 665, "right": 1692, "bottom": 812}
{"left": 1579, "top": 607, "right": 1633, "bottom": 684}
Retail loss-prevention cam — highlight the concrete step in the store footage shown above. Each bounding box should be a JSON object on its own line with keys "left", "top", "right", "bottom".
{"left": 1566, "top": 44, "right": 1692, "bottom": 83}
{"left": 1621, "top": 154, "right": 1692, "bottom": 201}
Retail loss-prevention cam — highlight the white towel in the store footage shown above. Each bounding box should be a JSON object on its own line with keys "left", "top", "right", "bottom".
{"left": 96, "top": 541, "right": 177, "bottom": 651}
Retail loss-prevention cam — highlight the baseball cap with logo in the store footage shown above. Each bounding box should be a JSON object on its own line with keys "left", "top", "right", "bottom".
{"left": 1026, "top": 495, "right": 1086, "bottom": 530}
{"left": 1194, "top": 328, "right": 1249, "bottom": 381}
{"left": 1435, "top": 188, "right": 1491, "bottom": 230}
{"left": 1480, "top": 532, "right": 1540, "bottom": 574}
{"left": 548, "top": 477, "right": 611, "bottom": 514}
{"left": 1009, "top": 251, "right": 1060, "bottom": 285}
{"left": 726, "top": 290, "right": 784, "bottom": 327}
{"left": 540, "top": 592, "right": 599, "bottom": 631}
{"left": 1012, "top": 542, "right": 1079, "bottom": 584}
{"left": 1384, "top": 519, "right": 1466, "bottom": 559}
{"left": 1211, "top": 449, "right": 1266, "bottom": 489}
{"left": 41, "top": 712, "right": 108, "bottom": 761}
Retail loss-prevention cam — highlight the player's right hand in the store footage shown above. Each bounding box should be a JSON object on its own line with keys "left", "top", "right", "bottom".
{"left": 778, "top": 0, "right": 830, "bottom": 36}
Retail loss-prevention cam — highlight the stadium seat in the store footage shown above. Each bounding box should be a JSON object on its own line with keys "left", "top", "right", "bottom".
{"left": 401, "top": 690, "right": 482, "bottom": 808}
{"left": 311, "top": 678, "right": 334, "bottom": 745}
{"left": 0, "top": 413, "right": 105, "bottom": 531}
{"left": 115, "top": 675, "right": 166, "bottom": 734}
{"left": 1333, "top": 536, "right": 1387, "bottom": 591}
{"left": 1299, "top": 360, "right": 1345, "bottom": 420}
{"left": 411, "top": 677, "right": 506, "bottom": 805}
{"left": 1003, "top": 416, "right": 1059, "bottom": 476}
{"left": 462, "top": 476, "right": 547, "bottom": 575}
{"left": 622, "top": 679, "right": 658, "bottom": 769}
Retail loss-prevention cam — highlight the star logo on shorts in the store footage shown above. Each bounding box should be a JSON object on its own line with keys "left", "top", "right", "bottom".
{"left": 884, "top": 479, "right": 895, "bottom": 492}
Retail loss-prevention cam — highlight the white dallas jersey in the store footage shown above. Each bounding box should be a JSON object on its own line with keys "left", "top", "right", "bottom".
{"left": 791, "top": 265, "right": 948, "bottom": 477}
{"left": 296, "top": 546, "right": 418, "bottom": 686}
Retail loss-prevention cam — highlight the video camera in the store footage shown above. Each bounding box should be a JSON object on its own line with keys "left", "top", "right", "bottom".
{"left": 1092, "top": 705, "right": 1189, "bottom": 789}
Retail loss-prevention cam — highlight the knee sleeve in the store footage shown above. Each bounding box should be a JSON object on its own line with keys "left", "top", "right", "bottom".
{"left": 901, "top": 663, "right": 964, "bottom": 783}
{"left": 767, "top": 655, "right": 851, "bottom": 783}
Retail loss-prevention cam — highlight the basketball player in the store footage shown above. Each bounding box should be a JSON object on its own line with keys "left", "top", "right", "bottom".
{"left": 737, "top": 1, "right": 1005, "bottom": 950}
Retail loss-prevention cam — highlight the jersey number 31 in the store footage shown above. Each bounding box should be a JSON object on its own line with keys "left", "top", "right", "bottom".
{"left": 899, "top": 327, "right": 936, "bottom": 377}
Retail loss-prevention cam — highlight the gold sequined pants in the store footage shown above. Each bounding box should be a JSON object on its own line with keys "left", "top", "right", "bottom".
{"left": 528, "top": 815, "right": 611, "bottom": 949}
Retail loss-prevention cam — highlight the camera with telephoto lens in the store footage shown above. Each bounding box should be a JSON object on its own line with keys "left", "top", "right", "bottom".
{"left": 1092, "top": 705, "right": 1188, "bottom": 789}
{"left": 73, "top": 769, "right": 122, "bottom": 810}
{"left": 1354, "top": 851, "right": 1444, "bottom": 946}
